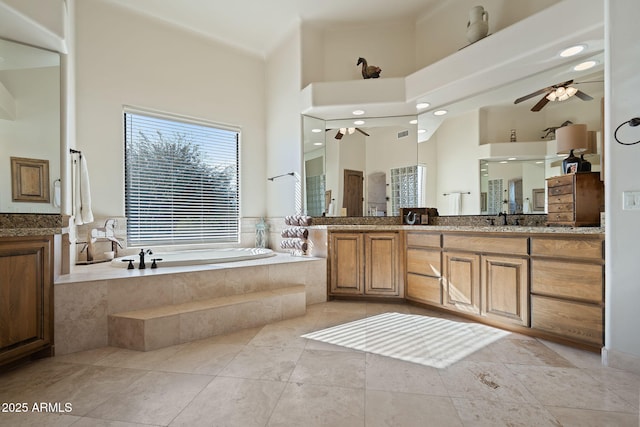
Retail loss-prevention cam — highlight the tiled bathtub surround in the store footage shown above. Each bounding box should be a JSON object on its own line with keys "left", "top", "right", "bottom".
{"left": 54, "top": 254, "right": 327, "bottom": 355}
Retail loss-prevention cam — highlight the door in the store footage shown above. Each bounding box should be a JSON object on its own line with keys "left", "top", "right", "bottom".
{"left": 481, "top": 255, "right": 529, "bottom": 326}
{"left": 443, "top": 251, "right": 480, "bottom": 315}
{"left": 508, "top": 178, "right": 523, "bottom": 214}
{"left": 364, "top": 232, "right": 401, "bottom": 296}
{"left": 329, "top": 233, "right": 363, "bottom": 295}
{"left": 343, "top": 169, "right": 363, "bottom": 216}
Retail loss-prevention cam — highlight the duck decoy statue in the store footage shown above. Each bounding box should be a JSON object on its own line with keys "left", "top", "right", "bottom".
{"left": 357, "top": 57, "right": 382, "bottom": 79}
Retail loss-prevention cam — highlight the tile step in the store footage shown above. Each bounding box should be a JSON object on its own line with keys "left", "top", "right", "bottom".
{"left": 108, "top": 285, "right": 306, "bottom": 351}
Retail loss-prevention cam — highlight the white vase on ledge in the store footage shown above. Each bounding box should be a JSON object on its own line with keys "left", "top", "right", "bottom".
{"left": 466, "top": 5, "right": 489, "bottom": 44}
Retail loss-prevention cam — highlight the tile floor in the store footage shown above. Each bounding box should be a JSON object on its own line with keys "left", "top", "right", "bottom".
{"left": 1, "top": 301, "right": 638, "bottom": 426}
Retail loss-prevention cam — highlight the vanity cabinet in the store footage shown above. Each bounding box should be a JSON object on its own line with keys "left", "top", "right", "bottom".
{"left": 546, "top": 172, "right": 604, "bottom": 227}
{"left": 530, "top": 235, "right": 604, "bottom": 346}
{"left": 1, "top": 235, "right": 54, "bottom": 367}
{"left": 442, "top": 234, "right": 529, "bottom": 326}
{"left": 329, "top": 231, "right": 403, "bottom": 298}
{"left": 405, "top": 232, "right": 442, "bottom": 305}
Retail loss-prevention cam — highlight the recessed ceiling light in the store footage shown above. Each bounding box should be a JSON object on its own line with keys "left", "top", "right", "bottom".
{"left": 416, "top": 102, "right": 430, "bottom": 110}
{"left": 536, "top": 161, "right": 544, "bottom": 164}
{"left": 480, "top": 168, "right": 487, "bottom": 172}
{"left": 508, "top": 157, "right": 517, "bottom": 161}
{"left": 313, "top": 142, "right": 323, "bottom": 146}
{"left": 311, "top": 128, "right": 322, "bottom": 133}
{"left": 574, "top": 60, "right": 597, "bottom": 71}
{"left": 354, "top": 120, "right": 365, "bottom": 125}
{"left": 417, "top": 129, "right": 426, "bottom": 134}
{"left": 560, "top": 44, "right": 585, "bottom": 57}
{"left": 500, "top": 161, "right": 508, "bottom": 164}
{"left": 433, "top": 110, "right": 448, "bottom": 116}
{"left": 352, "top": 110, "right": 365, "bottom": 116}
{"left": 409, "top": 119, "right": 418, "bottom": 125}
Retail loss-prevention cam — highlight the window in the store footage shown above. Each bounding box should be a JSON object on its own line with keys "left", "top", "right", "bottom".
{"left": 124, "top": 110, "right": 239, "bottom": 246}
{"left": 390, "top": 165, "right": 426, "bottom": 216}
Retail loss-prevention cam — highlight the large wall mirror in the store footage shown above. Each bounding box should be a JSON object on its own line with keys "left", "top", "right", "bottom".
{"left": 0, "top": 38, "right": 60, "bottom": 213}
{"left": 303, "top": 115, "right": 421, "bottom": 217}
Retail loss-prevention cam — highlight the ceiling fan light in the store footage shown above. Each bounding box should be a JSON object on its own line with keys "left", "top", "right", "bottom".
{"left": 348, "top": 128, "right": 355, "bottom": 134}
{"left": 339, "top": 128, "right": 346, "bottom": 135}
{"left": 566, "top": 86, "right": 578, "bottom": 97}
{"left": 558, "top": 93, "right": 570, "bottom": 101}
{"left": 546, "top": 92, "right": 557, "bottom": 102}
{"left": 555, "top": 87, "right": 566, "bottom": 97}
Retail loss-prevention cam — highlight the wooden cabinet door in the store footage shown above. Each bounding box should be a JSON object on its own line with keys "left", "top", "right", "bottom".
{"left": 1, "top": 237, "right": 52, "bottom": 366}
{"left": 443, "top": 251, "right": 480, "bottom": 315}
{"left": 329, "top": 233, "right": 363, "bottom": 295}
{"left": 481, "top": 255, "right": 529, "bottom": 326}
{"left": 364, "top": 232, "right": 401, "bottom": 296}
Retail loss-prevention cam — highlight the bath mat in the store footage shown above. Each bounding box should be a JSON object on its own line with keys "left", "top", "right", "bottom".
{"left": 301, "top": 312, "right": 509, "bottom": 369}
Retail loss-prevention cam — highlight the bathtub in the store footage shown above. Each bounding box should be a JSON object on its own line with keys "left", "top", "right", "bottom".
{"left": 110, "top": 247, "right": 276, "bottom": 268}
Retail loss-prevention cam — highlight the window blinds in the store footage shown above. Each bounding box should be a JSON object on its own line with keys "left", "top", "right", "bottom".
{"left": 124, "top": 111, "right": 240, "bottom": 246}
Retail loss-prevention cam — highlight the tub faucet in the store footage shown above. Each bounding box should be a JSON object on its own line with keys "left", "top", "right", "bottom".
{"left": 498, "top": 211, "right": 508, "bottom": 225}
{"left": 139, "top": 249, "right": 146, "bottom": 269}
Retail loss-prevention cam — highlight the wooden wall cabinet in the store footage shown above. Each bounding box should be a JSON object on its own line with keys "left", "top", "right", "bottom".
{"left": 329, "top": 231, "right": 403, "bottom": 298}
{"left": 1, "top": 235, "right": 54, "bottom": 367}
{"left": 547, "top": 172, "right": 604, "bottom": 226}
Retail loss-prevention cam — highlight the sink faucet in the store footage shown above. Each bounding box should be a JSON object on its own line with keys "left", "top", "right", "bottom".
{"left": 498, "top": 211, "right": 508, "bottom": 225}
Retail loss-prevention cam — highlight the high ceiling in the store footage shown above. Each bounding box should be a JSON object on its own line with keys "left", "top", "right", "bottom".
{"left": 106, "top": 0, "right": 438, "bottom": 56}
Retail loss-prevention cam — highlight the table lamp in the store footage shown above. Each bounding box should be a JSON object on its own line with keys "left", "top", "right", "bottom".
{"left": 556, "top": 124, "right": 587, "bottom": 174}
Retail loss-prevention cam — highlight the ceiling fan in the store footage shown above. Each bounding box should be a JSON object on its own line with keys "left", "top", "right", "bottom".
{"left": 332, "top": 127, "right": 370, "bottom": 140}
{"left": 514, "top": 79, "right": 595, "bottom": 112}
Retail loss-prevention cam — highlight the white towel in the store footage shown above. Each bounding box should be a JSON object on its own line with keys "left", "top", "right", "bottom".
{"left": 449, "top": 192, "right": 462, "bottom": 215}
{"left": 523, "top": 199, "right": 531, "bottom": 214}
{"left": 74, "top": 154, "right": 94, "bottom": 225}
{"left": 53, "top": 180, "right": 60, "bottom": 208}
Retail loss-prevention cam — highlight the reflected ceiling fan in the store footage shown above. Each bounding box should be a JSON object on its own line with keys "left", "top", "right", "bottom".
{"left": 331, "top": 127, "right": 370, "bottom": 140}
{"left": 514, "top": 79, "right": 595, "bottom": 112}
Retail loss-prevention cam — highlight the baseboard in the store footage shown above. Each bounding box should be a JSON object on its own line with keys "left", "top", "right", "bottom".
{"left": 602, "top": 347, "right": 640, "bottom": 374}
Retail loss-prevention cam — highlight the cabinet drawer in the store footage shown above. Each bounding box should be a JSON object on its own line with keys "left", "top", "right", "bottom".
{"left": 548, "top": 193, "right": 573, "bottom": 205}
{"left": 547, "top": 175, "right": 574, "bottom": 187}
{"left": 443, "top": 235, "right": 528, "bottom": 255}
{"left": 406, "top": 248, "right": 441, "bottom": 277}
{"left": 531, "top": 295, "right": 603, "bottom": 346}
{"left": 407, "top": 274, "right": 441, "bottom": 305}
{"left": 406, "top": 232, "right": 440, "bottom": 248}
{"left": 549, "top": 184, "right": 573, "bottom": 196}
{"left": 547, "top": 203, "right": 574, "bottom": 213}
{"left": 530, "top": 237, "right": 603, "bottom": 260}
{"left": 547, "top": 212, "right": 575, "bottom": 223}
{"left": 531, "top": 259, "right": 603, "bottom": 303}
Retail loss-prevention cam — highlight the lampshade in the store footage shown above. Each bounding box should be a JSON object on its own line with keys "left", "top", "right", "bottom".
{"left": 556, "top": 124, "right": 588, "bottom": 154}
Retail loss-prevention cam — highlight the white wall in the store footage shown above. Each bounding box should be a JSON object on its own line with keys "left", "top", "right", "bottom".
{"left": 265, "top": 26, "right": 303, "bottom": 217}
{"left": 74, "top": 0, "right": 266, "bottom": 220}
{"left": 0, "top": 0, "right": 67, "bottom": 53}
{"left": 415, "top": 0, "right": 560, "bottom": 69}
{"left": 435, "top": 111, "right": 481, "bottom": 215}
{"left": 0, "top": 67, "right": 60, "bottom": 213}
{"left": 604, "top": 0, "right": 640, "bottom": 371}
{"left": 321, "top": 20, "right": 416, "bottom": 81}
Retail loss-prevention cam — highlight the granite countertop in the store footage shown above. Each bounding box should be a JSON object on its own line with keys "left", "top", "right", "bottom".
{"left": 311, "top": 224, "right": 604, "bottom": 235}
{"left": 0, "top": 227, "right": 64, "bottom": 237}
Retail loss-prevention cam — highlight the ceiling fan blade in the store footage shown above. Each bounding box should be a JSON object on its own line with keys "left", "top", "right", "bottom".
{"left": 574, "top": 90, "right": 593, "bottom": 101}
{"left": 355, "top": 128, "right": 370, "bottom": 136}
{"left": 335, "top": 130, "right": 343, "bottom": 140}
{"left": 531, "top": 95, "right": 550, "bottom": 112}
{"left": 514, "top": 88, "right": 551, "bottom": 104}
